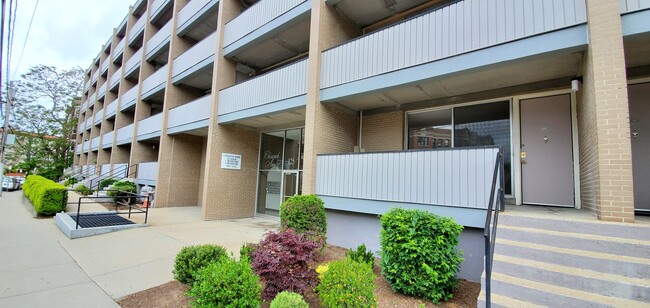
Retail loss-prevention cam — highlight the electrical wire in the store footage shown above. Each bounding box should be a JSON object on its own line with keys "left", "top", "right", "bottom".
{"left": 12, "top": 0, "right": 38, "bottom": 78}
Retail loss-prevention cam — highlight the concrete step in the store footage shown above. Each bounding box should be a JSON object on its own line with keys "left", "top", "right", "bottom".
{"left": 479, "top": 213, "right": 650, "bottom": 307}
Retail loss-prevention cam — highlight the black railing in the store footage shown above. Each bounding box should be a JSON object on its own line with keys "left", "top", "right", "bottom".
{"left": 483, "top": 151, "right": 505, "bottom": 308}
{"left": 88, "top": 164, "right": 138, "bottom": 191}
{"left": 72, "top": 189, "right": 150, "bottom": 230}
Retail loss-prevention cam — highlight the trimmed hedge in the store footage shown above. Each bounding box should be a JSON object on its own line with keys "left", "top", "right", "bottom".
{"left": 23, "top": 175, "right": 68, "bottom": 215}
{"left": 317, "top": 258, "right": 377, "bottom": 308}
{"left": 173, "top": 244, "right": 229, "bottom": 285}
{"left": 187, "top": 257, "right": 262, "bottom": 308}
{"left": 280, "top": 194, "right": 327, "bottom": 247}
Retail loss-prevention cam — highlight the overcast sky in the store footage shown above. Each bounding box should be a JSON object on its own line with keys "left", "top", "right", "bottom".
{"left": 5, "top": 0, "right": 135, "bottom": 82}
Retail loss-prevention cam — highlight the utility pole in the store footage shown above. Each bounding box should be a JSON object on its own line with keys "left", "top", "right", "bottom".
{"left": 0, "top": 0, "right": 8, "bottom": 197}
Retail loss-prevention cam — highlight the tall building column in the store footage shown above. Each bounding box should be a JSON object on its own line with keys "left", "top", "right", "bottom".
{"left": 578, "top": 0, "right": 634, "bottom": 222}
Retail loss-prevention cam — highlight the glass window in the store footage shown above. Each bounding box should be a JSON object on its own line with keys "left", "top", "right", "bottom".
{"left": 407, "top": 109, "right": 452, "bottom": 149}
{"left": 259, "top": 131, "right": 284, "bottom": 170}
{"left": 284, "top": 129, "right": 301, "bottom": 170}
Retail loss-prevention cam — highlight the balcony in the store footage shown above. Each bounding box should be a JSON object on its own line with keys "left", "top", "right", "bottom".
{"left": 218, "top": 59, "right": 307, "bottom": 125}
{"left": 91, "top": 69, "right": 100, "bottom": 85}
{"left": 125, "top": 48, "right": 143, "bottom": 78}
{"left": 621, "top": 0, "right": 650, "bottom": 13}
{"left": 320, "top": 0, "right": 588, "bottom": 104}
{"left": 141, "top": 64, "right": 168, "bottom": 100}
{"left": 84, "top": 80, "right": 91, "bottom": 93}
{"left": 93, "top": 111, "right": 103, "bottom": 126}
{"left": 224, "top": 0, "right": 309, "bottom": 55}
{"left": 101, "top": 58, "right": 110, "bottom": 75}
{"left": 150, "top": 0, "right": 172, "bottom": 24}
{"left": 97, "top": 82, "right": 107, "bottom": 100}
{"left": 89, "top": 92, "right": 97, "bottom": 108}
{"left": 167, "top": 94, "right": 210, "bottom": 134}
{"left": 145, "top": 21, "right": 172, "bottom": 61}
{"left": 116, "top": 124, "right": 135, "bottom": 145}
{"left": 176, "top": 0, "right": 220, "bottom": 37}
{"left": 105, "top": 98, "right": 118, "bottom": 119}
{"left": 128, "top": 14, "right": 146, "bottom": 47}
{"left": 109, "top": 67, "right": 122, "bottom": 91}
{"left": 85, "top": 116, "right": 93, "bottom": 130}
{"left": 137, "top": 162, "right": 158, "bottom": 186}
{"left": 102, "top": 131, "right": 114, "bottom": 149}
{"left": 83, "top": 140, "right": 90, "bottom": 153}
{"left": 81, "top": 100, "right": 88, "bottom": 113}
{"left": 316, "top": 147, "right": 500, "bottom": 228}
{"left": 171, "top": 32, "right": 216, "bottom": 85}
{"left": 76, "top": 143, "right": 82, "bottom": 154}
{"left": 137, "top": 113, "right": 163, "bottom": 141}
{"left": 78, "top": 121, "right": 85, "bottom": 134}
{"left": 114, "top": 39, "right": 126, "bottom": 64}
{"left": 120, "top": 86, "right": 138, "bottom": 111}
{"left": 90, "top": 136, "right": 101, "bottom": 151}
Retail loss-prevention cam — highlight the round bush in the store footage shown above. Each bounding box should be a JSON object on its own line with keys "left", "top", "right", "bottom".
{"left": 317, "top": 258, "right": 377, "bottom": 308}
{"left": 269, "top": 291, "right": 308, "bottom": 308}
{"left": 187, "top": 258, "right": 261, "bottom": 308}
{"left": 379, "top": 208, "right": 464, "bottom": 303}
{"left": 106, "top": 180, "right": 137, "bottom": 204}
{"left": 98, "top": 177, "right": 118, "bottom": 190}
{"left": 280, "top": 194, "right": 327, "bottom": 246}
{"left": 75, "top": 184, "right": 93, "bottom": 196}
{"left": 173, "top": 244, "right": 228, "bottom": 285}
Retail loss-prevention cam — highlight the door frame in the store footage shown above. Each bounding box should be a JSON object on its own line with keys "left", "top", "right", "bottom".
{"left": 512, "top": 89, "right": 580, "bottom": 209}
{"left": 280, "top": 170, "right": 300, "bottom": 202}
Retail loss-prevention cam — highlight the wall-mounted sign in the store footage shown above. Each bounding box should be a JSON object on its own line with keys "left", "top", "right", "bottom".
{"left": 221, "top": 153, "right": 242, "bottom": 170}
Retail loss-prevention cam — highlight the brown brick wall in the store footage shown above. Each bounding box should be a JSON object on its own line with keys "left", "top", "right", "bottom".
{"left": 362, "top": 111, "right": 404, "bottom": 152}
{"left": 156, "top": 135, "right": 203, "bottom": 207}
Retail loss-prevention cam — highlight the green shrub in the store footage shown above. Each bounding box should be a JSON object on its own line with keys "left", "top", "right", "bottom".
{"left": 379, "top": 208, "right": 464, "bottom": 303}
{"left": 98, "top": 177, "right": 118, "bottom": 190}
{"left": 270, "top": 291, "right": 308, "bottom": 308}
{"left": 74, "top": 184, "right": 93, "bottom": 196}
{"left": 239, "top": 242, "right": 256, "bottom": 261}
{"left": 173, "top": 244, "right": 229, "bottom": 285}
{"left": 106, "top": 180, "right": 137, "bottom": 204}
{"left": 187, "top": 257, "right": 261, "bottom": 308}
{"left": 280, "top": 194, "right": 327, "bottom": 246}
{"left": 317, "top": 258, "right": 377, "bottom": 308}
{"left": 346, "top": 243, "right": 374, "bottom": 266}
{"left": 23, "top": 175, "right": 68, "bottom": 215}
{"left": 63, "top": 177, "right": 78, "bottom": 187}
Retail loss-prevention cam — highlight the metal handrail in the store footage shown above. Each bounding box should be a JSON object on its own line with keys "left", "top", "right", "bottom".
{"left": 483, "top": 151, "right": 505, "bottom": 308}
{"left": 73, "top": 189, "right": 150, "bottom": 230}
{"left": 88, "top": 164, "right": 138, "bottom": 190}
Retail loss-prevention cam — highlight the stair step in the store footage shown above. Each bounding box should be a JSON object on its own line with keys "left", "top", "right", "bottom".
{"left": 491, "top": 272, "right": 647, "bottom": 307}
{"left": 499, "top": 214, "right": 650, "bottom": 241}
{"left": 477, "top": 290, "right": 544, "bottom": 308}
{"left": 495, "top": 241, "right": 650, "bottom": 279}
{"left": 497, "top": 225, "right": 650, "bottom": 259}
{"left": 492, "top": 256, "right": 650, "bottom": 301}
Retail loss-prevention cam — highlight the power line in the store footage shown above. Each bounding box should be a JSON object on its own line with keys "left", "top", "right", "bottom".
{"left": 12, "top": 0, "right": 37, "bottom": 78}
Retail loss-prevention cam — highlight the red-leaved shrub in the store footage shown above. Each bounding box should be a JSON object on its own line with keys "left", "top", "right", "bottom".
{"left": 251, "top": 229, "right": 319, "bottom": 300}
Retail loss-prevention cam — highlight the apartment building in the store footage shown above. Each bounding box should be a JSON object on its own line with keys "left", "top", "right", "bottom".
{"left": 73, "top": 0, "right": 650, "bottom": 281}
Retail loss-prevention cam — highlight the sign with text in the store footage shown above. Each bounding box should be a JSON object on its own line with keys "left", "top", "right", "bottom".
{"left": 221, "top": 153, "right": 242, "bottom": 170}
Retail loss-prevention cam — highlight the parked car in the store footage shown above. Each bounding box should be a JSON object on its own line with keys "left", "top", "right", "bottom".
{"left": 2, "top": 177, "right": 20, "bottom": 191}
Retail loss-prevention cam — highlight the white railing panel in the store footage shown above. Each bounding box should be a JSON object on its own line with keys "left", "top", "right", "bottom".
{"left": 168, "top": 94, "right": 211, "bottom": 129}
{"left": 137, "top": 113, "right": 163, "bottom": 137}
{"left": 93, "top": 111, "right": 102, "bottom": 125}
{"left": 116, "top": 124, "right": 135, "bottom": 144}
{"left": 101, "top": 59, "right": 110, "bottom": 73}
{"left": 84, "top": 80, "right": 91, "bottom": 92}
{"left": 150, "top": 0, "right": 171, "bottom": 19}
{"left": 219, "top": 59, "right": 307, "bottom": 115}
{"left": 620, "top": 0, "right": 650, "bottom": 12}
{"left": 321, "top": 0, "right": 587, "bottom": 89}
{"left": 115, "top": 39, "right": 126, "bottom": 59}
{"left": 177, "top": 0, "right": 219, "bottom": 33}
{"left": 125, "top": 48, "right": 143, "bottom": 74}
{"left": 172, "top": 33, "right": 216, "bottom": 78}
{"left": 98, "top": 83, "right": 107, "bottom": 99}
{"left": 85, "top": 117, "right": 93, "bottom": 129}
{"left": 92, "top": 69, "right": 99, "bottom": 84}
{"left": 102, "top": 131, "right": 114, "bottom": 148}
{"left": 138, "top": 162, "right": 158, "bottom": 183}
{"left": 89, "top": 92, "right": 97, "bottom": 106}
{"left": 142, "top": 64, "right": 168, "bottom": 98}
{"left": 91, "top": 137, "right": 100, "bottom": 150}
{"left": 76, "top": 143, "right": 82, "bottom": 154}
{"left": 129, "top": 15, "right": 146, "bottom": 44}
{"left": 316, "top": 147, "right": 499, "bottom": 209}
{"left": 100, "top": 164, "right": 112, "bottom": 175}
{"left": 83, "top": 140, "right": 90, "bottom": 153}
{"left": 224, "top": 0, "right": 307, "bottom": 47}
{"left": 146, "top": 21, "right": 172, "bottom": 59}
{"left": 105, "top": 99, "right": 118, "bottom": 117}
{"left": 110, "top": 67, "right": 123, "bottom": 89}
{"left": 120, "top": 86, "right": 139, "bottom": 110}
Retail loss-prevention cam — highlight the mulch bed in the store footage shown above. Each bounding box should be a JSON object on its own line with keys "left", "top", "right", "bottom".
{"left": 118, "top": 245, "right": 480, "bottom": 308}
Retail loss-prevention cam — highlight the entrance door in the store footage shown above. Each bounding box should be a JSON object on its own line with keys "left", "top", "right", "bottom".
{"left": 281, "top": 171, "right": 300, "bottom": 203}
{"left": 520, "top": 95, "right": 574, "bottom": 207}
{"left": 629, "top": 83, "right": 650, "bottom": 212}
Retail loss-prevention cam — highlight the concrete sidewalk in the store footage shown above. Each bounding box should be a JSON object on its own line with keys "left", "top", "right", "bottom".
{"left": 0, "top": 190, "right": 279, "bottom": 307}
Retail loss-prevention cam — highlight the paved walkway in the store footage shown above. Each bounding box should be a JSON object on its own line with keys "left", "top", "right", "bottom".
{"left": 0, "top": 190, "right": 279, "bottom": 307}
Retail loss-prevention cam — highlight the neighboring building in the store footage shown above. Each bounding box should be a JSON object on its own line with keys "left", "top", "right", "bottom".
{"left": 73, "top": 0, "right": 649, "bottom": 283}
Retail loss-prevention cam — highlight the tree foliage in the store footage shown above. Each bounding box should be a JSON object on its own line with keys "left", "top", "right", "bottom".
{"left": 5, "top": 65, "right": 83, "bottom": 180}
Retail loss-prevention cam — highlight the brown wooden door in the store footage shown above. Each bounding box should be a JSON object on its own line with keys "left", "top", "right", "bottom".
{"left": 629, "top": 83, "right": 650, "bottom": 212}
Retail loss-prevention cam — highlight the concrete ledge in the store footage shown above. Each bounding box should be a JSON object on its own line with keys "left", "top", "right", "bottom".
{"left": 55, "top": 212, "right": 148, "bottom": 239}
{"left": 21, "top": 195, "right": 38, "bottom": 218}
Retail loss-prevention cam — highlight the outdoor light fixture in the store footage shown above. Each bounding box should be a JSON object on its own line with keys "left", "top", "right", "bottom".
{"left": 571, "top": 77, "right": 582, "bottom": 92}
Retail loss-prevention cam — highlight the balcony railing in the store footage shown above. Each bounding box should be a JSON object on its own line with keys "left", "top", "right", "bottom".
{"left": 109, "top": 67, "right": 123, "bottom": 90}
{"left": 137, "top": 113, "right": 163, "bottom": 139}
{"left": 85, "top": 117, "right": 93, "bottom": 130}
{"left": 317, "top": 147, "right": 500, "bottom": 210}
{"left": 172, "top": 32, "right": 216, "bottom": 82}
{"left": 78, "top": 121, "right": 85, "bottom": 134}
{"left": 219, "top": 59, "right": 307, "bottom": 117}
{"left": 320, "top": 0, "right": 587, "bottom": 89}
{"left": 177, "top": 0, "right": 219, "bottom": 35}
{"left": 91, "top": 69, "right": 100, "bottom": 85}
{"left": 125, "top": 48, "right": 143, "bottom": 76}
{"left": 128, "top": 14, "right": 146, "bottom": 46}
{"left": 145, "top": 21, "right": 172, "bottom": 60}
{"left": 167, "top": 94, "right": 210, "bottom": 133}
{"left": 114, "top": 38, "right": 126, "bottom": 63}
{"left": 93, "top": 111, "right": 103, "bottom": 126}
{"left": 101, "top": 58, "right": 110, "bottom": 74}
{"left": 105, "top": 98, "right": 118, "bottom": 119}
{"left": 141, "top": 64, "right": 168, "bottom": 99}
{"left": 116, "top": 124, "right": 135, "bottom": 144}
{"left": 137, "top": 162, "right": 158, "bottom": 185}
{"left": 89, "top": 92, "right": 97, "bottom": 108}
{"left": 102, "top": 131, "right": 114, "bottom": 149}
{"left": 150, "top": 0, "right": 172, "bottom": 22}
{"left": 91, "top": 136, "right": 100, "bottom": 151}
{"left": 120, "top": 86, "right": 138, "bottom": 111}
{"left": 81, "top": 100, "right": 88, "bottom": 113}
{"left": 621, "top": 0, "right": 650, "bottom": 13}
{"left": 98, "top": 83, "right": 107, "bottom": 100}
{"left": 223, "top": 0, "right": 307, "bottom": 48}
{"left": 83, "top": 140, "right": 90, "bottom": 153}
{"left": 84, "top": 80, "right": 91, "bottom": 93}
{"left": 76, "top": 143, "right": 82, "bottom": 154}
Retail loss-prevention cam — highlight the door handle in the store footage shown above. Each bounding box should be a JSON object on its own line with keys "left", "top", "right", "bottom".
{"left": 521, "top": 159, "right": 526, "bottom": 165}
